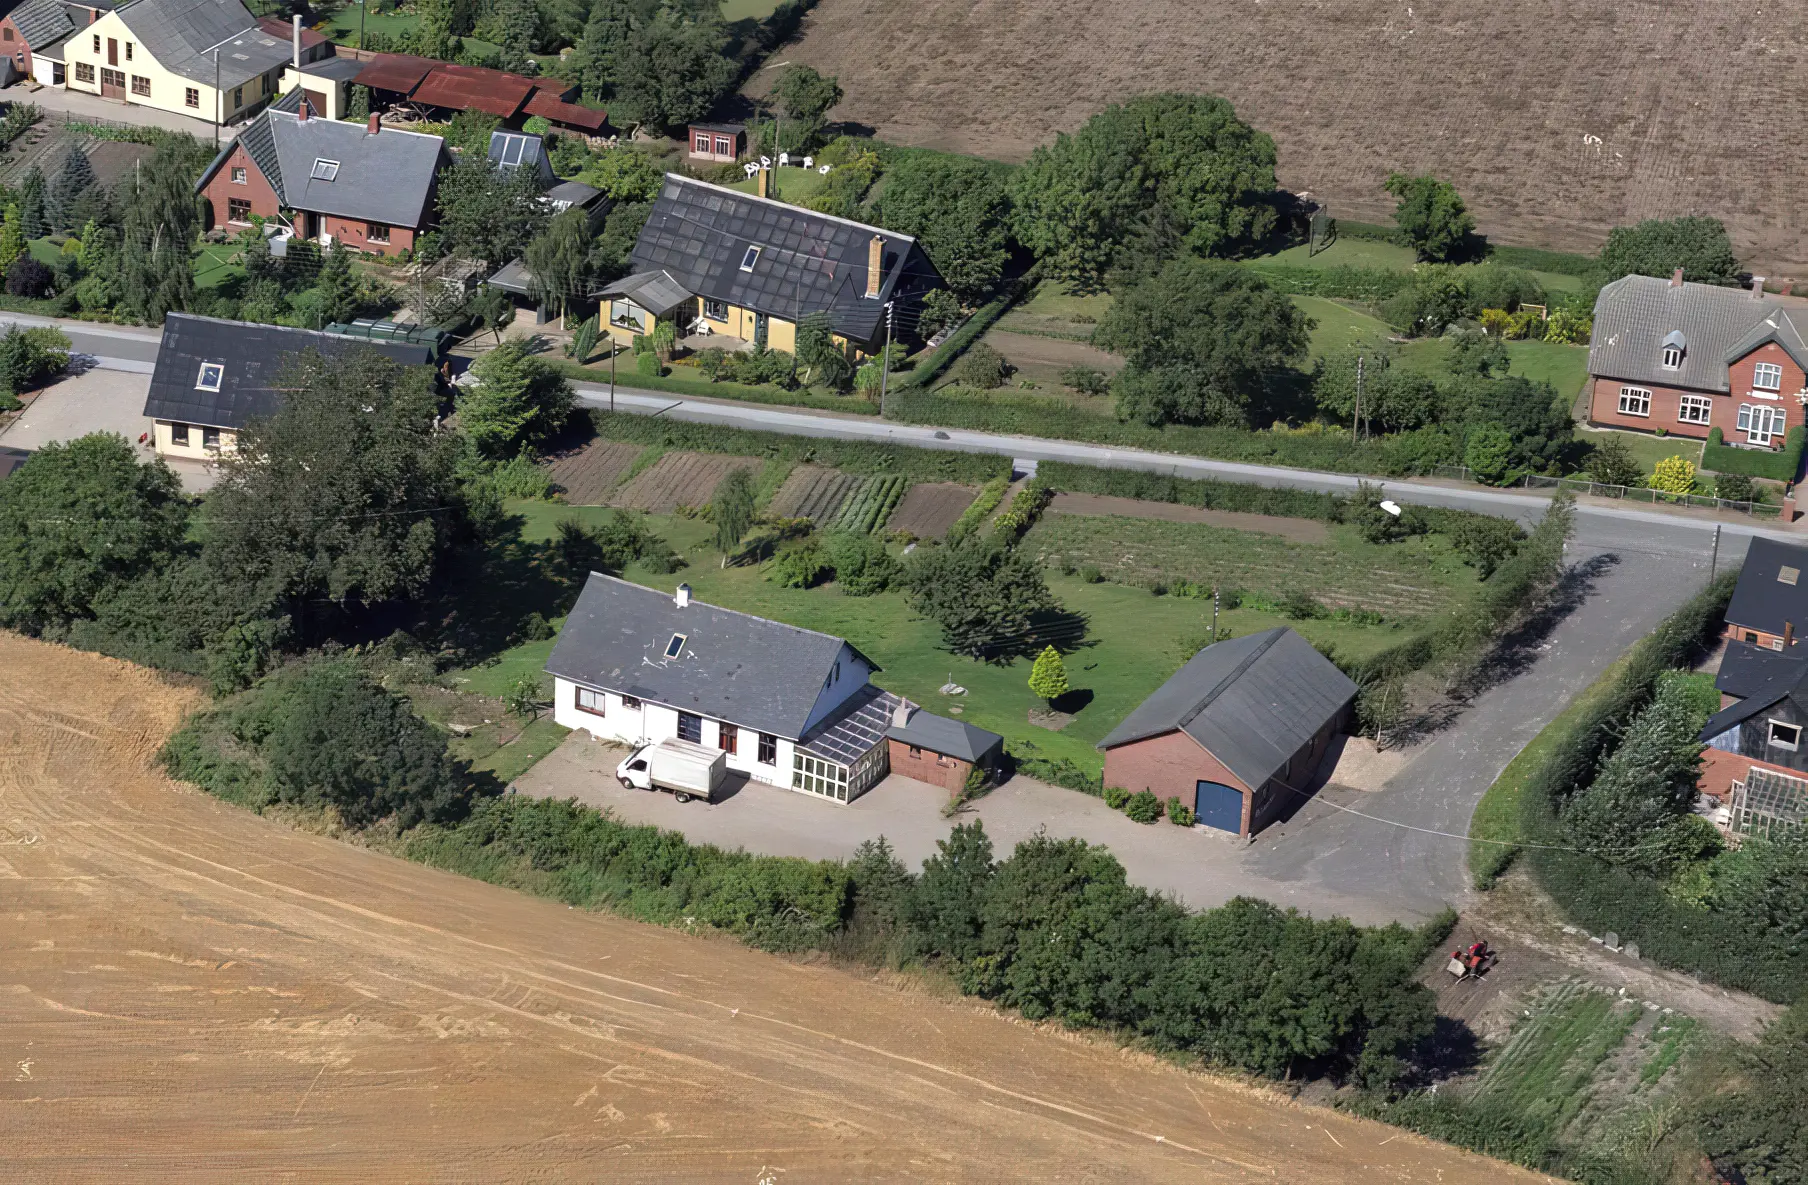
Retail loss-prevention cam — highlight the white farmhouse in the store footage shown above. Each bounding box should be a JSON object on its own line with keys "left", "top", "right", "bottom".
{"left": 546, "top": 574, "right": 904, "bottom": 804}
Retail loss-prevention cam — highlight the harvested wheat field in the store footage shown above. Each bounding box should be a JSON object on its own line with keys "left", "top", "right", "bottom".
{"left": 766, "top": 464, "right": 862, "bottom": 521}
{"left": 543, "top": 439, "right": 646, "bottom": 505}
{"left": 613, "top": 452, "right": 761, "bottom": 513}
{"left": 887, "top": 482, "right": 979, "bottom": 538}
{"left": 782, "top": 0, "right": 1808, "bottom": 271}
{"left": 0, "top": 633, "right": 1552, "bottom": 1183}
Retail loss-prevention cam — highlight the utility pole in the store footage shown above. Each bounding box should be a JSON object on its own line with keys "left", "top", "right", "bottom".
{"left": 1211, "top": 586, "right": 1220, "bottom": 641}
{"left": 609, "top": 340, "right": 616, "bottom": 413}
{"left": 1709, "top": 522, "right": 1722, "bottom": 581}
{"left": 1353, "top": 354, "right": 1364, "bottom": 441}
{"left": 213, "top": 49, "right": 220, "bottom": 148}
{"left": 359, "top": 0, "right": 367, "bottom": 51}
{"left": 877, "top": 300, "right": 894, "bottom": 418}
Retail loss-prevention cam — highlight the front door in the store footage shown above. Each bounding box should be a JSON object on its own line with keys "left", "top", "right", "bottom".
{"left": 1194, "top": 780, "right": 1245, "bottom": 833}
{"left": 99, "top": 66, "right": 125, "bottom": 99}
{"left": 754, "top": 311, "right": 769, "bottom": 348}
{"left": 106, "top": 37, "right": 117, "bottom": 66}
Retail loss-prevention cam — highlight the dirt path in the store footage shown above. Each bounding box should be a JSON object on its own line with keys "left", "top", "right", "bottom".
{"left": 0, "top": 634, "right": 1554, "bottom": 1182}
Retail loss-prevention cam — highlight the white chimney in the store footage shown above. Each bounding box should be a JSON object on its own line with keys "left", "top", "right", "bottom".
{"left": 674, "top": 582, "right": 691, "bottom": 608}
{"left": 291, "top": 14, "right": 301, "bottom": 68}
{"left": 891, "top": 698, "right": 912, "bottom": 728}
{"left": 1752, "top": 275, "right": 1767, "bottom": 300}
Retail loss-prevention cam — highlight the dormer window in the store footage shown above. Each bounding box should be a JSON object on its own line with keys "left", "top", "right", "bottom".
{"left": 195, "top": 362, "right": 224, "bottom": 391}
{"left": 1754, "top": 361, "right": 1784, "bottom": 391}
{"left": 1660, "top": 329, "right": 1685, "bottom": 370}
{"left": 310, "top": 158, "right": 339, "bottom": 181}
{"left": 740, "top": 245, "right": 761, "bottom": 272}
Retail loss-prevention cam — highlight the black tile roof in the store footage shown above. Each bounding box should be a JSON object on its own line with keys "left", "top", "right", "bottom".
{"left": 0, "top": 445, "right": 30, "bottom": 479}
{"left": 1702, "top": 659, "right": 1808, "bottom": 741}
{"left": 141, "top": 313, "right": 433, "bottom": 429}
{"left": 1725, "top": 536, "right": 1808, "bottom": 637}
{"left": 1717, "top": 640, "right": 1807, "bottom": 699}
{"left": 1099, "top": 627, "right": 1356, "bottom": 791}
{"left": 629, "top": 175, "right": 942, "bottom": 345}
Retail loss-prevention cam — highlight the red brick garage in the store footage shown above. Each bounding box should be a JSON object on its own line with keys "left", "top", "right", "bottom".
{"left": 885, "top": 706, "right": 1003, "bottom": 797}
{"left": 1099, "top": 628, "right": 1355, "bottom": 836}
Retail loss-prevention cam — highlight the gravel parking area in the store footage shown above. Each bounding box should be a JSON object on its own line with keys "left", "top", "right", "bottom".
{"left": 0, "top": 368, "right": 214, "bottom": 491}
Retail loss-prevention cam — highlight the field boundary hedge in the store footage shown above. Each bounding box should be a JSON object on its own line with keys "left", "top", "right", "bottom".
{"left": 1242, "top": 263, "right": 1412, "bottom": 302}
{"left": 557, "top": 359, "right": 881, "bottom": 416}
{"left": 1703, "top": 425, "right": 1806, "bottom": 482}
{"left": 1037, "top": 459, "right": 1346, "bottom": 521}
{"left": 902, "top": 275, "right": 1032, "bottom": 390}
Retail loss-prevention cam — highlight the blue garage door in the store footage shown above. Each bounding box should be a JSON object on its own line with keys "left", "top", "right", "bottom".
{"left": 1194, "top": 780, "right": 1244, "bottom": 833}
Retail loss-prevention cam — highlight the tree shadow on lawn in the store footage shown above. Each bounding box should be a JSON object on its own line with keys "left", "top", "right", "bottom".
{"left": 1384, "top": 552, "right": 1619, "bottom": 749}
{"left": 412, "top": 517, "right": 577, "bottom": 669}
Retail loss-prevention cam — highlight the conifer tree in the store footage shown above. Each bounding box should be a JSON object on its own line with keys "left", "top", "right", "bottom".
{"left": 1028, "top": 645, "right": 1070, "bottom": 707}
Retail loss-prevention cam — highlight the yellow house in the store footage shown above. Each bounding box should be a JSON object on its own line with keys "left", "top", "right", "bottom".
{"left": 61, "top": 0, "right": 295, "bottom": 125}
{"left": 596, "top": 174, "right": 946, "bottom": 361}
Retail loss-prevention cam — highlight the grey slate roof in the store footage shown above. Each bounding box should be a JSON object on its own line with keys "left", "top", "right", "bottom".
{"left": 630, "top": 175, "right": 939, "bottom": 344}
{"left": 546, "top": 179, "right": 602, "bottom": 211}
{"left": 10, "top": 0, "right": 74, "bottom": 49}
{"left": 141, "top": 312, "right": 433, "bottom": 429}
{"left": 598, "top": 269, "right": 693, "bottom": 318}
{"left": 546, "top": 573, "right": 876, "bottom": 740}
{"left": 1099, "top": 627, "right": 1356, "bottom": 790}
{"left": 889, "top": 706, "right": 1003, "bottom": 763}
{"left": 0, "top": 445, "right": 29, "bottom": 479}
{"left": 1589, "top": 274, "right": 1808, "bottom": 393}
{"left": 116, "top": 0, "right": 286, "bottom": 87}
{"left": 1716, "top": 641, "right": 1805, "bottom": 700}
{"left": 1725, "top": 537, "right": 1808, "bottom": 637}
{"left": 292, "top": 54, "right": 365, "bottom": 82}
{"left": 196, "top": 108, "right": 446, "bottom": 228}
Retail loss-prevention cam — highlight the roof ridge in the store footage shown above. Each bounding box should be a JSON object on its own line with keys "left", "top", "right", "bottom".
{"left": 1175, "top": 627, "right": 1286, "bottom": 733}
{"left": 665, "top": 173, "right": 916, "bottom": 244}
{"left": 266, "top": 108, "right": 446, "bottom": 144}
{"left": 582, "top": 571, "right": 856, "bottom": 649}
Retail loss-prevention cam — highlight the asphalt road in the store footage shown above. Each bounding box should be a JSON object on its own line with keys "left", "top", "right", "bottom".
{"left": 0, "top": 313, "right": 160, "bottom": 374}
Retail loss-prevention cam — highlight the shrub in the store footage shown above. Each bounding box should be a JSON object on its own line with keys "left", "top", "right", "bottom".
{"left": 636, "top": 350, "right": 664, "bottom": 378}
{"left": 1027, "top": 644, "right": 1069, "bottom": 706}
{"left": 1714, "top": 471, "right": 1756, "bottom": 502}
{"left": 1079, "top": 565, "right": 1102, "bottom": 583}
{"left": 1103, "top": 785, "right": 1130, "bottom": 809}
{"left": 1704, "top": 425, "right": 1806, "bottom": 482}
{"left": 822, "top": 529, "right": 897, "bottom": 594}
{"left": 953, "top": 341, "right": 1011, "bottom": 389}
{"left": 1281, "top": 589, "right": 1328, "bottom": 619}
{"left": 1463, "top": 424, "right": 1515, "bottom": 485}
{"left": 769, "top": 534, "right": 830, "bottom": 588}
{"left": 1166, "top": 797, "right": 1196, "bottom": 827}
{"left": 1648, "top": 454, "right": 1696, "bottom": 495}
{"left": 946, "top": 476, "right": 1009, "bottom": 540}
{"left": 1061, "top": 365, "right": 1109, "bottom": 395}
{"left": 0, "top": 324, "right": 71, "bottom": 395}
{"left": 6, "top": 255, "right": 53, "bottom": 298}
{"left": 1586, "top": 436, "right": 1642, "bottom": 487}
{"left": 1123, "top": 789, "right": 1162, "bottom": 823}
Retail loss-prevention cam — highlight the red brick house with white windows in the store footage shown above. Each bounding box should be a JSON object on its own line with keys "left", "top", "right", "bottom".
{"left": 1587, "top": 270, "right": 1808, "bottom": 451}
{"left": 193, "top": 102, "right": 446, "bottom": 257}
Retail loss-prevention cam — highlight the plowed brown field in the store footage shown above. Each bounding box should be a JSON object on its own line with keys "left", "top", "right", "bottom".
{"left": 0, "top": 634, "right": 1552, "bottom": 1183}
{"left": 781, "top": 0, "right": 1808, "bottom": 271}
{"left": 614, "top": 452, "right": 762, "bottom": 513}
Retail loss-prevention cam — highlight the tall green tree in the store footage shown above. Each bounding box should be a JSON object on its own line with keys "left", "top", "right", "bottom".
{"left": 0, "top": 434, "right": 190, "bottom": 632}
{"left": 1383, "top": 172, "right": 1478, "bottom": 263}
{"left": 522, "top": 207, "right": 593, "bottom": 321}
{"left": 902, "top": 539, "right": 1061, "bottom": 659}
{"left": 16, "top": 166, "right": 47, "bottom": 240}
{"left": 905, "top": 820, "right": 995, "bottom": 964}
{"left": 202, "top": 352, "right": 464, "bottom": 631}
{"left": 1563, "top": 676, "right": 1709, "bottom": 873}
{"left": 710, "top": 467, "right": 755, "bottom": 555}
{"left": 795, "top": 312, "right": 851, "bottom": 388}
{"left": 492, "top": 0, "right": 542, "bottom": 68}
{"left": 458, "top": 338, "right": 576, "bottom": 457}
{"left": 117, "top": 141, "right": 202, "bottom": 323}
{"left": 1093, "top": 257, "right": 1310, "bottom": 427}
{"left": 1599, "top": 215, "right": 1741, "bottom": 286}
{"left": 45, "top": 147, "right": 97, "bottom": 234}
{"left": 613, "top": 14, "right": 735, "bottom": 133}
{"left": 313, "top": 240, "right": 360, "bottom": 326}
{"left": 875, "top": 155, "right": 1010, "bottom": 305}
{"left": 768, "top": 64, "right": 841, "bottom": 146}
{"left": 1009, "top": 93, "right": 1278, "bottom": 289}
{"left": 434, "top": 155, "right": 548, "bottom": 270}
{"left": 572, "top": 0, "right": 634, "bottom": 98}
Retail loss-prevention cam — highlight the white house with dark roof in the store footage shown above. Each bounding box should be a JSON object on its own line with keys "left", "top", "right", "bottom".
{"left": 545, "top": 573, "right": 990, "bottom": 805}
{"left": 1588, "top": 271, "right": 1808, "bottom": 449}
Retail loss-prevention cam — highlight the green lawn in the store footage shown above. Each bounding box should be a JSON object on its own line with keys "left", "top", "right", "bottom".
{"left": 1574, "top": 425, "right": 1703, "bottom": 477}
{"left": 1265, "top": 237, "right": 1420, "bottom": 272}
{"left": 720, "top": 0, "right": 782, "bottom": 19}
{"left": 26, "top": 237, "right": 62, "bottom": 267}
{"left": 326, "top": 7, "right": 418, "bottom": 45}
{"left": 726, "top": 165, "right": 830, "bottom": 205}
{"left": 193, "top": 242, "right": 245, "bottom": 292}
{"left": 465, "top": 501, "right": 1475, "bottom": 774}
{"left": 1016, "top": 281, "right": 1113, "bottom": 324}
{"left": 1294, "top": 294, "right": 1392, "bottom": 360}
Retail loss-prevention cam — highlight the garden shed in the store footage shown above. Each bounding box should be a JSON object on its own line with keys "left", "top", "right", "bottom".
{"left": 1097, "top": 627, "right": 1355, "bottom": 836}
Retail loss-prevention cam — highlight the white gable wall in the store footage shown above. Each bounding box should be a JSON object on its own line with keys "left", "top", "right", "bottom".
{"left": 798, "top": 644, "right": 873, "bottom": 736}
{"left": 552, "top": 677, "right": 798, "bottom": 789}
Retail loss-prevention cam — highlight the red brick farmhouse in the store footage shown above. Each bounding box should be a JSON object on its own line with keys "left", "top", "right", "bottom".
{"left": 1587, "top": 270, "right": 1808, "bottom": 450}
{"left": 194, "top": 103, "right": 446, "bottom": 257}
{"left": 1098, "top": 627, "right": 1355, "bottom": 836}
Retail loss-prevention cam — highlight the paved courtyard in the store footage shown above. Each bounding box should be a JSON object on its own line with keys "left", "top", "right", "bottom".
{"left": 0, "top": 367, "right": 214, "bottom": 491}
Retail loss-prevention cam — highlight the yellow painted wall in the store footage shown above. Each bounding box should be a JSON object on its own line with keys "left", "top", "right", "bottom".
{"left": 63, "top": 12, "right": 282, "bottom": 124}
{"left": 154, "top": 419, "right": 236, "bottom": 460}
{"left": 278, "top": 66, "right": 345, "bottom": 119}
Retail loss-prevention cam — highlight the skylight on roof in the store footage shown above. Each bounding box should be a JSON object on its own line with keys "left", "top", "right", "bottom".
{"left": 664, "top": 633, "right": 687, "bottom": 659}
{"left": 311, "top": 158, "right": 340, "bottom": 181}
{"left": 1780, "top": 566, "right": 1800, "bottom": 587}
{"left": 740, "top": 245, "right": 761, "bottom": 272}
{"left": 499, "top": 134, "right": 527, "bottom": 167}
{"left": 195, "top": 362, "right": 224, "bottom": 392}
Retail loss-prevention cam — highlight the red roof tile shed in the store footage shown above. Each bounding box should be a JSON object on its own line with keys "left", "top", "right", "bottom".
{"left": 409, "top": 63, "right": 535, "bottom": 118}
{"left": 353, "top": 53, "right": 440, "bottom": 95}
{"left": 525, "top": 88, "right": 606, "bottom": 132}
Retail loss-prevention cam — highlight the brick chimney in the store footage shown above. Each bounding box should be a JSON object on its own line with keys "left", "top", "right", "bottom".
{"left": 297, "top": 99, "right": 308, "bottom": 121}
{"left": 368, "top": 113, "right": 380, "bottom": 135}
{"left": 1670, "top": 267, "right": 1684, "bottom": 288}
{"left": 756, "top": 166, "right": 769, "bottom": 200}
{"left": 1752, "top": 275, "right": 1767, "bottom": 299}
{"left": 291, "top": 13, "right": 301, "bottom": 68}
{"left": 866, "top": 235, "right": 883, "bottom": 299}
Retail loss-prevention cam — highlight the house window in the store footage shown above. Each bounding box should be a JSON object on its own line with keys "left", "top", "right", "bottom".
{"left": 230, "top": 166, "right": 246, "bottom": 184}
{"left": 1661, "top": 346, "right": 1683, "bottom": 369}
{"left": 186, "top": 87, "right": 200, "bottom": 109}
{"left": 908, "top": 745, "right": 922, "bottom": 758}
{"left": 664, "top": 633, "right": 686, "bottom": 659}
{"left": 311, "top": 158, "right": 339, "bottom": 181}
{"left": 1678, "top": 395, "right": 1713, "bottom": 425}
{"left": 621, "top": 696, "right": 642, "bottom": 710}
{"left": 124, "top": 40, "right": 132, "bottom": 61}
{"left": 1617, "top": 386, "right": 1651, "bottom": 417}
{"left": 677, "top": 712, "right": 702, "bottom": 743}
{"left": 365, "top": 222, "right": 390, "bottom": 244}
{"left": 740, "top": 245, "right": 761, "bottom": 271}
{"left": 1768, "top": 720, "right": 1801, "bottom": 751}
{"left": 91, "top": 33, "right": 98, "bottom": 53}
{"left": 1738, "top": 404, "right": 1787, "bottom": 446}
{"left": 195, "top": 362, "right": 224, "bottom": 391}
{"left": 703, "top": 298, "right": 728, "bottom": 321}
{"left": 575, "top": 687, "right": 606, "bottom": 716}
{"left": 757, "top": 732, "right": 776, "bottom": 764}
{"left": 792, "top": 751, "right": 850, "bottom": 801}
{"left": 718, "top": 723, "right": 738, "bottom": 755}
{"left": 74, "top": 62, "right": 93, "bottom": 83}
{"left": 232, "top": 86, "right": 243, "bottom": 108}
{"left": 227, "top": 197, "right": 251, "bottom": 223}
{"left": 714, "top": 136, "right": 731, "bottom": 155}
{"left": 3, "top": 28, "right": 12, "bottom": 41}
{"left": 170, "top": 422, "right": 189, "bottom": 446}
{"left": 1753, "top": 361, "right": 1784, "bottom": 392}
{"left": 201, "top": 427, "right": 221, "bottom": 450}
{"left": 130, "top": 75, "right": 149, "bottom": 97}
{"left": 610, "top": 300, "right": 647, "bottom": 332}
{"left": 693, "top": 132, "right": 710, "bottom": 153}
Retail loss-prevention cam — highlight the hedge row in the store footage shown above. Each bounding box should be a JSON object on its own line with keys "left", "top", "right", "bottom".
{"left": 1703, "top": 425, "right": 1806, "bottom": 482}
{"left": 1488, "top": 243, "right": 1601, "bottom": 278}
{"left": 586, "top": 410, "right": 1010, "bottom": 483}
{"left": 1037, "top": 459, "right": 1346, "bottom": 521}
{"left": 1514, "top": 575, "right": 1808, "bottom": 1001}
{"left": 903, "top": 276, "right": 1031, "bottom": 390}
{"left": 556, "top": 359, "right": 881, "bottom": 416}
